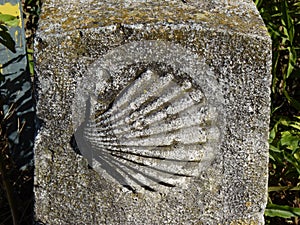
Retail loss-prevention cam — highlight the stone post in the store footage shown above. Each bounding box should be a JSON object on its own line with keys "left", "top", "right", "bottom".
{"left": 34, "top": 0, "right": 272, "bottom": 224}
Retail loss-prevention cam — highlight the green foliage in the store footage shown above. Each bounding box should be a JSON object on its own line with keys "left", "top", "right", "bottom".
{"left": 0, "top": 19, "right": 16, "bottom": 53}
{"left": 269, "top": 116, "right": 300, "bottom": 175}
{"left": 255, "top": 0, "right": 300, "bottom": 223}
{"left": 27, "top": 48, "right": 34, "bottom": 75}
{"left": 259, "top": 0, "right": 300, "bottom": 114}
{"left": 0, "top": 14, "right": 19, "bottom": 27}
{"left": 265, "top": 203, "right": 300, "bottom": 218}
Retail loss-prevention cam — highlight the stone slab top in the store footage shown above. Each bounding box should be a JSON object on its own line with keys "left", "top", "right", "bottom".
{"left": 38, "top": 0, "right": 268, "bottom": 39}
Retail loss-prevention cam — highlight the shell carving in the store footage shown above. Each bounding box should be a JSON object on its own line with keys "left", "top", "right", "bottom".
{"left": 72, "top": 41, "right": 223, "bottom": 192}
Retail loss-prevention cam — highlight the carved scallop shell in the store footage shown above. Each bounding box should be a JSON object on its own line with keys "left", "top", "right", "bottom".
{"left": 72, "top": 41, "right": 224, "bottom": 192}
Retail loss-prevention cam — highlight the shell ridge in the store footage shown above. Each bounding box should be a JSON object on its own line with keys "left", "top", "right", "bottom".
{"left": 93, "top": 142, "right": 203, "bottom": 161}
{"left": 93, "top": 73, "right": 176, "bottom": 129}
{"left": 90, "top": 89, "right": 206, "bottom": 136}
{"left": 112, "top": 105, "right": 206, "bottom": 138}
{"left": 112, "top": 126, "right": 207, "bottom": 147}
{"left": 103, "top": 147, "right": 202, "bottom": 162}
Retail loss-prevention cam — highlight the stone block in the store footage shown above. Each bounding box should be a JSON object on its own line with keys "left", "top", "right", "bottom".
{"left": 34, "top": 0, "right": 272, "bottom": 224}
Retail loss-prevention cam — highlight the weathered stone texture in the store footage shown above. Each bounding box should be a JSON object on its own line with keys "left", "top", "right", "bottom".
{"left": 34, "top": 0, "right": 271, "bottom": 224}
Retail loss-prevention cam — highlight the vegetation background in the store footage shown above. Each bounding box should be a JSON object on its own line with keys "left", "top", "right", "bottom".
{"left": 0, "top": 0, "right": 299, "bottom": 224}
{"left": 255, "top": 0, "right": 300, "bottom": 224}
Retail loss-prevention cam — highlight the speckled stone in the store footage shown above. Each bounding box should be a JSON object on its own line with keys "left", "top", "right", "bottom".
{"left": 34, "top": 0, "right": 272, "bottom": 224}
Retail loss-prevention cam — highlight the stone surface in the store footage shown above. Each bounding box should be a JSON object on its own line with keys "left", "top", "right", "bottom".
{"left": 34, "top": 0, "right": 272, "bottom": 224}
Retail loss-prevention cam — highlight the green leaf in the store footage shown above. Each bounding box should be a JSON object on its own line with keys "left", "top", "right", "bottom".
{"left": 265, "top": 204, "right": 300, "bottom": 218}
{"left": 254, "top": 0, "right": 263, "bottom": 8}
{"left": 0, "top": 14, "right": 16, "bottom": 22}
{"left": 293, "top": 149, "right": 300, "bottom": 160}
{"left": 290, "top": 123, "right": 300, "bottom": 130}
{"left": 283, "top": 151, "right": 300, "bottom": 174}
{"left": 269, "top": 153, "right": 276, "bottom": 162}
{"left": 279, "top": 118, "right": 290, "bottom": 127}
{"left": 268, "top": 186, "right": 300, "bottom": 192}
{"left": 0, "top": 14, "right": 19, "bottom": 27}
{"left": 25, "top": 0, "right": 34, "bottom": 6}
{"left": 269, "top": 144, "right": 281, "bottom": 153}
{"left": 266, "top": 24, "right": 282, "bottom": 39}
{"left": 269, "top": 125, "right": 277, "bottom": 142}
{"left": 281, "top": 1, "right": 295, "bottom": 44}
{"left": 286, "top": 46, "right": 297, "bottom": 79}
{"left": 26, "top": 48, "right": 34, "bottom": 54}
{"left": 27, "top": 52, "right": 34, "bottom": 75}
{"left": 271, "top": 102, "right": 284, "bottom": 114}
{"left": 280, "top": 131, "right": 299, "bottom": 149}
{"left": 294, "top": 2, "right": 300, "bottom": 7}
{"left": 4, "top": 18, "right": 19, "bottom": 27}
